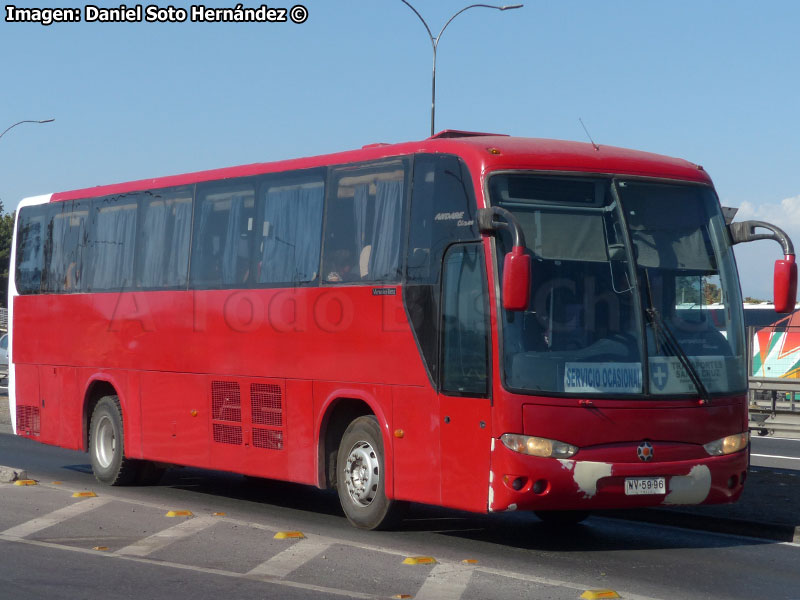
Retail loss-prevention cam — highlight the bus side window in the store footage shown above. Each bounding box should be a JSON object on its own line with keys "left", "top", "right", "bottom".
{"left": 15, "top": 206, "right": 47, "bottom": 294}
{"left": 322, "top": 160, "right": 408, "bottom": 285}
{"left": 258, "top": 172, "right": 325, "bottom": 285}
{"left": 191, "top": 181, "right": 256, "bottom": 289}
{"left": 137, "top": 188, "right": 193, "bottom": 289}
{"left": 88, "top": 194, "right": 139, "bottom": 291}
{"left": 43, "top": 200, "right": 89, "bottom": 293}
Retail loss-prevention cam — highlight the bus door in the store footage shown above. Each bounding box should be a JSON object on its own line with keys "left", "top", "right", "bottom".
{"left": 438, "top": 244, "right": 493, "bottom": 512}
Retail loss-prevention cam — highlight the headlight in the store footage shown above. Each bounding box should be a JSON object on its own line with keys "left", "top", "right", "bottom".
{"left": 703, "top": 432, "right": 749, "bottom": 456}
{"left": 500, "top": 434, "right": 578, "bottom": 458}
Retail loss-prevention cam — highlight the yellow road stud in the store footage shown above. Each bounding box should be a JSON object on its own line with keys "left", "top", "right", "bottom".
{"left": 212, "top": 512, "right": 227, "bottom": 517}
{"left": 72, "top": 491, "right": 97, "bottom": 498}
{"left": 392, "top": 595, "right": 413, "bottom": 599}
{"left": 402, "top": 556, "right": 437, "bottom": 565}
{"left": 462, "top": 559, "right": 478, "bottom": 564}
{"left": 13, "top": 480, "right": 37, "bottom": 486}
{"left": 93, "top": 546, "right": 109, "bottom": 551}
{"left": 165, "top": 510, "right": 193, "bottom": 517}
{"left": 274, "top": 531, "right": 305, "bottom": 539}
{"left": 581, "top": 590, "right": 621, "bottom": 600}
{"left": 52, "top": 481, "right": 63, "bottom": 485}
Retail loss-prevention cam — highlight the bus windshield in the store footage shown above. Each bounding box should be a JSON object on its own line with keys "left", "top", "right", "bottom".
{"left": 490, "top": 174, "right": 746, "bottom": 397}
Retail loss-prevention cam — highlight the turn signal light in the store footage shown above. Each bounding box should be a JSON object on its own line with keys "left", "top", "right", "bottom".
{"left": 500, "top": 434, "right": 578, "bottom": 458}
{"left": 703, "top": 432, "right": 749, "bottom": 456}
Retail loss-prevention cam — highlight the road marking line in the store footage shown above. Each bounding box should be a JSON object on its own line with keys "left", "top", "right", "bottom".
{"left": 751, "top": 453, "right": 800, "bottom": 461}
{"left": 414, "top": 563, "right": 475, "bottom": 600}
{"left": 116, "top": 516, "right": 217, "bottom": 557}
{"left": 0, "top": 496, "right": 111, "bottom": 539}
{"left": 1, "top": 479, "right": 679, "bottom": 599}
{"left": 247, "top": 539, "right": 330, "bottom": 578}
{"left": 0, "top": 535, "right": 375, "bottom": 599}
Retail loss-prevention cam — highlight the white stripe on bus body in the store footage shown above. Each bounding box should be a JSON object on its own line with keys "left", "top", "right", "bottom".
{"left": 7, "top": 193, "right": 52, "bottom": 436}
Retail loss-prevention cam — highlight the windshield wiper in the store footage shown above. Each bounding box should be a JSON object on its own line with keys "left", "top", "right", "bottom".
{"left": 643, "top": 271, "right": 712, "bottom": 404}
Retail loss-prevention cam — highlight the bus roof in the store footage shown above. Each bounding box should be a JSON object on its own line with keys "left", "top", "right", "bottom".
{"left": 48, "top": 131, "right": 712, "bottom": 203}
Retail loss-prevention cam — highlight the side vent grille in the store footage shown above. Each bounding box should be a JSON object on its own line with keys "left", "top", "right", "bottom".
{"left": 16, "top": 405, "right": 40, "bottom": 436}
{"left": 251, "top": 383, "right": 284, "bottom": 450}
{"left": 253, "top": 428, "right": 283, "bottom": 450}
{"left": 212, "top": 381, "right": 241, "bottom": 422}
{"left": 213, "top": 423, "right": 243, "bottom": 446}
{"left": 209, "top": 380, "right": 284, "bottom": 450}
{"left": 211, "top": 381, "right": 242, "bottom": 445}
{"left": 251, "top": 384, "right": 282, "bottom": 426}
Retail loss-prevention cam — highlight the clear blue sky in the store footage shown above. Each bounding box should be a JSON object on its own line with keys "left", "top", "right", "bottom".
{"left": 2, "top": 0, "right": 798, "bottom": 298}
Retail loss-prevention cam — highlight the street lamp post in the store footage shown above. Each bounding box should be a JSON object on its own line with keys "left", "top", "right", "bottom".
{"left": 399, "top": 1, "right": 522, "bottom": 136}
{"left": 0, "top": 119, "right": 55, "bottom": 141}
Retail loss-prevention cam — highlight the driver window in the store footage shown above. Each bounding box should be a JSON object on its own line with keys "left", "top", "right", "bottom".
{"left": 440, "top": 244, "right": 489, "bottom": 396}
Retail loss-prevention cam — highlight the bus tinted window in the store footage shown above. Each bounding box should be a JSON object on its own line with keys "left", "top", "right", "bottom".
{"left": 441, "top": 244, "right": 489, "bottom": 396}
{"left": 15, "top": 205, "right": 48, "bottom": 294}
{"left": 44, "top": 200, "right": 89, "bottom": 293}
{"left": 404, "top": 154, "right": 479, "bottom": 385}
{"left": 89, "top": 194, "right": 138, "bottom": 291}
{"left": 323, "top": 161, "right": 408, "bottom": 284}
{"left": 258, "top": 172, "right": 324, "bottom": 285}
{"left": 191, "top": 180, "right": 257, "bottom": 288}
{"left": 137, "top": 188, "right": 193, "bottom": 289}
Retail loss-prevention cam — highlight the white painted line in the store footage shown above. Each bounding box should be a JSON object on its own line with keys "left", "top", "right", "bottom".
{"left": 751, "top": 453, "right": 800, "bottom": 461}
{"left": 0, "top": 535, "right": 376, "bottom": 599}
{"left": 415, "top": 563, "right": 475, "bottom": 600}
{"left": 247, "top": 539, "right": 330, "bottom": 578}
{"left": 1, "top": 496, "right": 111, "bottom": 539}
{"left": 477, "top": 566, "right": 664, "bottom": 600}
{"left": 116, "top": 516, "right": 217, "bottom": 557}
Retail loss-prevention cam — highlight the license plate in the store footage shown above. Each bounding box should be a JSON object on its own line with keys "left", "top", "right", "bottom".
{"left": 625, "top": 477, "right": 666, "bottom": 496}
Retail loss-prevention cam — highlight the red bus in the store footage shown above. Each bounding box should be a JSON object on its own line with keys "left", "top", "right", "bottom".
{"left": 8, "top": 131, "right": 796, "bottom": 529}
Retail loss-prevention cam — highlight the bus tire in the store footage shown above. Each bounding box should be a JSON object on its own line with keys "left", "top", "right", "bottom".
{"left": 534, "top": 510, "right": 590, "bottom": 525}
{"left": 89, "top": 396, "right": 138, "bottom": 486}
{"left": 336, "top": 416, "right": 406, "bottom": 530}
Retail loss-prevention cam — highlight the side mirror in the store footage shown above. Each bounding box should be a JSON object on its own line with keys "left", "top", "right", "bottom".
{"left": 774, "top": 255, "right": 797, "bottom": 313}
{"left": 478, "top": 206, "right": 531, "bottom": 312}
{"left": 503, "top": 247, "right": 531, "bottom": 311}
{"left": 728, "top": 220, "right": 796, "bottom": 313}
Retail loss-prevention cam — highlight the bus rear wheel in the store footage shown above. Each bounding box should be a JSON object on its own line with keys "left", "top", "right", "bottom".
{"left": 89, "top": 395, "right": 139, "bottom": 486}
{"left": 336, "top": 416, "right": 406, "bottom": 530}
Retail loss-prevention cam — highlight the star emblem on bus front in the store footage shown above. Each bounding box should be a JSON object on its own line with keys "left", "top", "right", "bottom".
{"left": 637, "top": 441, "right": 654, "bottom": 462}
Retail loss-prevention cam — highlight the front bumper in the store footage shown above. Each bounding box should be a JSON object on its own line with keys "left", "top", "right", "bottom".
{"left": 488, "top": 439, "right": 748, "bottom": 512}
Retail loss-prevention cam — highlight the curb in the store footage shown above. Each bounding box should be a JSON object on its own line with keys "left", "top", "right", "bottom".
{"left": 600, "top": 508, "right": 800, "bottom": 543}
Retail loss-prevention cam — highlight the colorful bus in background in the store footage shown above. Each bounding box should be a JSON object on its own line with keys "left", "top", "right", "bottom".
{"left": 7, "top": 131, "right": 797, "bottom": 529}
{"left": 748, "top": 306, "right": 800, "bottom": 380}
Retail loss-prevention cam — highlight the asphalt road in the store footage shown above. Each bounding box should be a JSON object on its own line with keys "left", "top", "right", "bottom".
{"left": 1, "top": 433, "right": 799, "bottom": 600}
{"left": 751, "top": 436, "right": 800, "bottom": 470}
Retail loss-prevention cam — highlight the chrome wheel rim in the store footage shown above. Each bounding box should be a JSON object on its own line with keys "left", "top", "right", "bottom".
{"left": 343, "top": 440, "right": 379, "bottom": 507}
{"left": 95, "top": 415, "right": 116, "bottom": 469}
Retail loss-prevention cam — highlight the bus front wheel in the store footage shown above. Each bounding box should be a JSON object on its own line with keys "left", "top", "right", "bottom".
{"left": 89, "top": 395, "right": 139, "bottom": 486}
{"left": 336, "top": 416, "right": 406, "bottom": 530}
